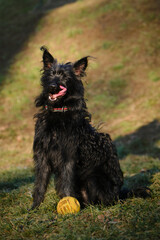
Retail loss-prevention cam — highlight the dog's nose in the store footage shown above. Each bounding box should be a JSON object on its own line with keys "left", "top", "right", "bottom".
{"left": 48, "top": 84, "right": 57, "bottom": 93}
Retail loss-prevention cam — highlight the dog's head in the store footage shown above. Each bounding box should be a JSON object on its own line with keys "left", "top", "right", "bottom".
{"left": 35, "top": 46, "right": 89, "bottom": 109}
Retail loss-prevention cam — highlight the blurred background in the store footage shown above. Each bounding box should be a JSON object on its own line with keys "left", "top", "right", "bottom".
{"left": 0, "top": 1, "right": 160, "bottom": 238}
{"left": 0, "top": 0, "right": 160, "bottom": 192}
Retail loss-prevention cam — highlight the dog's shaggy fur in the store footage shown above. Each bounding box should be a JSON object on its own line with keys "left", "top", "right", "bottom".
{"left": 32, "top": 47, "right": 124, "bottom": 209}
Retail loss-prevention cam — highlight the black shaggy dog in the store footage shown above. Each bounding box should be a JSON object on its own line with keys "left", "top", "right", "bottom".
{"left": 32, "top": 47, "right": 148, "bottom": 210}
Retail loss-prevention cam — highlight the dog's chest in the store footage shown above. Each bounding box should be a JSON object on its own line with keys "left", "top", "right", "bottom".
{"left": 49, "top": 127, "right": 79, "bottom": 150}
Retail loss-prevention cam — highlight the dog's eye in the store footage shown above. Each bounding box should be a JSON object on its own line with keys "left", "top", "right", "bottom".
{"left": 57, "top": 70, "right": 64, "bottom": 75}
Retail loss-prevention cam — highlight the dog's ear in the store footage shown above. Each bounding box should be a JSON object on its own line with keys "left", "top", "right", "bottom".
{"left": 40, "top": 46, "right": 56, "bottom": 70}
{"left": 73, "top": 56, "right": 89, "bottom": 76}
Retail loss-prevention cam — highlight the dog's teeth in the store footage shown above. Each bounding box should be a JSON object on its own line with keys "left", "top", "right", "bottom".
{"left": 49, "top": 96, "right": 57, "bottom": 101}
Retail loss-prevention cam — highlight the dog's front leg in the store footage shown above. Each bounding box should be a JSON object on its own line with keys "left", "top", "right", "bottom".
{"left": 55, "top": 159, "right": 76, "bottom": 199}
{"left": 32, "top": 154, "right": 51, "bottom": 209}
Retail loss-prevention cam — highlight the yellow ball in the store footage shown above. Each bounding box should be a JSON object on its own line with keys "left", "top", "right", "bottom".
{"left": 57, "top": 196, "right": 80, "bottom": 215}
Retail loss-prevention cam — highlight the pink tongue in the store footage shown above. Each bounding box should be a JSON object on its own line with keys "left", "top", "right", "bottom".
{"left": 51, "top": 85, "right": 67, "bottom": 99}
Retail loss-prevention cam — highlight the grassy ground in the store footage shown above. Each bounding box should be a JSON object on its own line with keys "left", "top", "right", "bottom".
{"left": 0, "top": 0, "right": 160, "bottom": 239}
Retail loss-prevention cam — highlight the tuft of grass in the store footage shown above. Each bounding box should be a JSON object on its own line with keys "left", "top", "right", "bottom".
{"left": 67, "top": 28, "right": 83, "bottom": 38}
{"left": 112, "top": 63, "right": 124, "bottom": 71}
{"left": 102, "top": 41, "right": 112, "bottom": 50}
{"left": 85, "top": 75, "right": 128, "bottom": 122}
{"left": 149, "top": 71, "right": 160, "bottom": 82}
{"left": 108, "top": 77, "right": 127, "bottom": 96}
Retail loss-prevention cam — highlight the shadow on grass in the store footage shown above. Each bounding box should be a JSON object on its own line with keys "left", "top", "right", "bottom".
{"left": 115, "top": 119, "right": 160, "bottom": 159}
{"left": 123, "top": 168, "right": 159, "bottom": 190}
{"left": 0, "top": 0, "right": 78, "bottom": 85}
{"left": 0, "top": 166, "right": 159, "bottom": 196}
{"left": 0, "top": 168, "right": 34, "bottom": 193}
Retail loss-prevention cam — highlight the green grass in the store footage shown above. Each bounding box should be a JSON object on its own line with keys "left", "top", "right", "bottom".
{"left": 1, "top": 0, "right": 160, "bottom": 239}
{"left": 102, "top": 41, "right": 113, "bottom": 50}
{"left": 0, "top": 158, "right": 160, "bottom": 240}
{"left": 108, "top": 77, "right": 127, "bottom": 95}
{"left": 67, "top": 28, "right": 83, "bottom": 38}
{"left": 85, "top": 76, "right": 128, "bottom": 121}
{"left": 149, "top": 71, "right": 160, "bottom": 82}
{"left": 112, "top": 64, "right": 124, "bottom": 71}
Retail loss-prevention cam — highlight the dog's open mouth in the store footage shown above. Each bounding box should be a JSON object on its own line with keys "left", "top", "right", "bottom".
{"left": 49, "top": 85, "right": 67, "bottom": 101}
